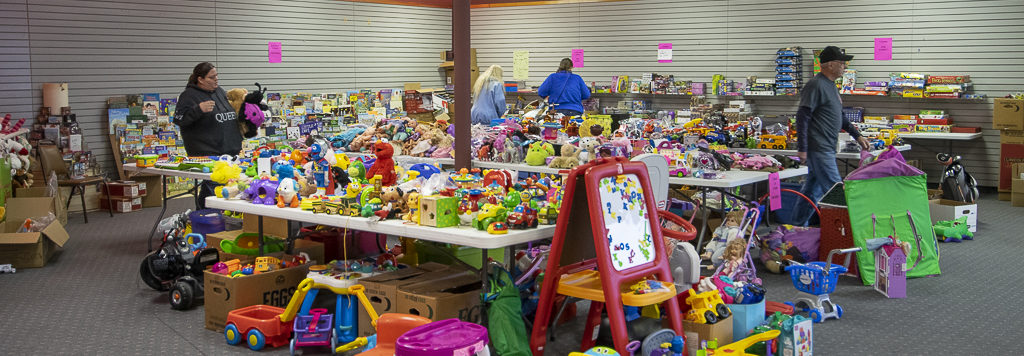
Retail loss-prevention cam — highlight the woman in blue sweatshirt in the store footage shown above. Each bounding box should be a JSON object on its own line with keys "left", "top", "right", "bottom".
{"left": 173, "top": 62, "right": 242, "bottom": 209}
{"left": 538, "top": 58, "right": 590, "bottom": 116}
{"left": 470, "top": 64, "right": 507, "bottom": 125}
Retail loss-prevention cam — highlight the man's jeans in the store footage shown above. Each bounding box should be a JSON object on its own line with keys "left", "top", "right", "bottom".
{"left": 792, "top": 151, "right": 841, "bottom": 226}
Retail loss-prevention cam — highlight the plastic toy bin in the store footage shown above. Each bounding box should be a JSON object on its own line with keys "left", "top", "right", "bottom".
{"left": 727, "top": 300, "right": 766, "bottom": 338}
{"left": 190, "top": 209, "right": 226, "bottom": 235}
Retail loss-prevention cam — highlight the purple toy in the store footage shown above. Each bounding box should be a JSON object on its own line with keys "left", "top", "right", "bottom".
{"left": 395, "top": 318, "right": 489, "bottom": 356}
{"left": 290, "top": 308, "right": 336, "bottom": 355}
{"left": 244, "top": 178, "right": 280, "bottom": 205}
{"left": 874, "top": 238, "right": 907, "bottom": 299}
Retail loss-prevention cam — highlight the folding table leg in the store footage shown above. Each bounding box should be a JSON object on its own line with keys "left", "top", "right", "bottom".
{"left": 79, "top": 185, "right": 88, "bottom": 223}
{"left": 66, "top": 185, "right": 76, "bottom": 210}
{"left": 103, "top": 182, "right": 113, "bottom": 218}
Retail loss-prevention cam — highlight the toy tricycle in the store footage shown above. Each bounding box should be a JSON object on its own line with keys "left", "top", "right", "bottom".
{"left": 290, "top": 308, "right": 337, "bottom": 355}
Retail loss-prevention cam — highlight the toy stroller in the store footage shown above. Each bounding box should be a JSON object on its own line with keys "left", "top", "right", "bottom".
{"left": 290, "top": 308, "right": 336, "bottom": 355}
{"left": 711, "top": 203, "right": 762, "bottom": 285}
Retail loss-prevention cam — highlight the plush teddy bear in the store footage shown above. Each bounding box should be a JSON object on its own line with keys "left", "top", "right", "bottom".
{"left": 365, "top": 141, "right": 397, "bottom": 186}
{"left": 237, "top": 83, "right": 269, "bottom": 138}
{"left": 525, "top": 142, "right": 555, "bottom": 166}
{"left": 226, "top": 88, "right": 247, "bottom": 113}
{"left": 578, "top": 137, "right": 601, "bottom": 163}
{"left": 548, "top": 144, "right": 581, "bottom": 169}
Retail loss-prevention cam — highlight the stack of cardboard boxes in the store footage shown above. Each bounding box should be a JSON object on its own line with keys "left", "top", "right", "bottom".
{"left": 358, "top": 262, "right": 481, "bottom": 336}
{"left": 0, "top": 180, "right": 71, "bottom": 269}
{"left": 99, "top": 181, "right": 147, "bottom": 213}
{"left": 439, "top": 48, "right": 479, "bottom": 88}
{"left": 994, "top": 98, "right": 1024, "bottom": 201}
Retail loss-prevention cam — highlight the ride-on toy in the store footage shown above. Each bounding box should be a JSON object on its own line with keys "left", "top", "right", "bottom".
{"left": 140, "top": 211, "right": 220, "bottom": 310}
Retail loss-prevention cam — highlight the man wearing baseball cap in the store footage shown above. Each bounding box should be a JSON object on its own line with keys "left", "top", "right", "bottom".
{"left": 792, "top": 45, "right": 869, "bottom": 225}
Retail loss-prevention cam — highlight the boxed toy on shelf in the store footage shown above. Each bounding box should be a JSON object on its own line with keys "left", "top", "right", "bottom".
{"left": 775, "top": 47, "right": 803, "bottom": 96}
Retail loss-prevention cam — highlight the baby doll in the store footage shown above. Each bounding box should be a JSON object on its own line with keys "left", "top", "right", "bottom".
{"left": 717, "top": 238, "right": 747, "bottom": 278}
{"left": 702, "top": 210, "right": 744, "bottom": 267}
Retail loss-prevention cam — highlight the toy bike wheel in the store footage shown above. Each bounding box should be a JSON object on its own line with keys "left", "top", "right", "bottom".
{"left": 139, "top": 254, "right": 168, "bottom": 291}
{"left": 808, "top": 310, "right": 822, "bottom": 323}
{"left": 225, "top": 324, "right": 242, "bottom": 345}
{"left": 836, "top": 305, "right": 844, "bottom": 318}
{"left": 704, "top": 310, "right": 718, "bottom": 324}
{"left": 247, "top": 329, "right": 267, "bottom": 351}
{"left": 716, "top": 304, "right": 731, "bottom": 319}
{"left": 169, "top": 281, "right": 194, "bottom": 310}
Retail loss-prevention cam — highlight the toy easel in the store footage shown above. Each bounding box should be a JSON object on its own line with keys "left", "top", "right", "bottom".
{"left": 530, "top": 157, "right": 686, "bottom": 355}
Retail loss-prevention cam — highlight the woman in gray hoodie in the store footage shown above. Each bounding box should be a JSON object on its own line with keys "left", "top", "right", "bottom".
{"left": 174, "top": 62, "right": 243, "bottom": 208}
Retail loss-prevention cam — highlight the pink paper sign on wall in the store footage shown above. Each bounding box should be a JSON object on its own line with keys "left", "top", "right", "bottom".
{"left": 657, "top": 43, "right": 672, "bottom": 63}
{"left": 874, "top": 38, "right": 892, "bottom": 61}
{"left": 268, "top": 42, "right": 282, "bottom": 63}
{"left": 571, "top": 49, "right": 584, "bottom": 68}
{"left": 769, "top": 172, "right": 781, "bottom": 211}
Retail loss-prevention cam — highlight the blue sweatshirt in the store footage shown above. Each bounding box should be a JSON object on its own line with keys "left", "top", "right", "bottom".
{"left": 538, "top": 71, "right": 590, "bottom": 113}
{"left": 471, "top": 79, "right": 506, "bottom": 125}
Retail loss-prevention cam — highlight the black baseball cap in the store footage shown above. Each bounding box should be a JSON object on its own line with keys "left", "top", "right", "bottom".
{"left": 819, "top": 46, "right": 853, "bottom": 63}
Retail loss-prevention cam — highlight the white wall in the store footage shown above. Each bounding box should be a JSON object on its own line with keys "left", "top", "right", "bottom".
{"left": 472, "top": 0, "right": 1024, "bottom": 187}
{"left": 0, "top": 0, "right": 453, "bottom": 175}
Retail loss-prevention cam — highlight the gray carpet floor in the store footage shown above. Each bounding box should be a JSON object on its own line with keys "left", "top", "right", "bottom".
{"left": 1, "top": 193, "right": 1021, "bottom": 355}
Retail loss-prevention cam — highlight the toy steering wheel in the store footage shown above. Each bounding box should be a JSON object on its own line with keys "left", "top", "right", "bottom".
{"left": 658, "top": 209, "right": 697, "bottom": 241}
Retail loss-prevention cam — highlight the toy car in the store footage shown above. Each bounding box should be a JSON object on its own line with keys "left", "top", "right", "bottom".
{"left": 140, "top": 218, "right": 221, "bottom": 310}
{"left": 758, "top": 135, "right": 788, "bottom": 150}
{"left": 472, "top": 203, "right": 508, "bottom": 231}
{"left": 506, "top": 204, "right": 539, "bottom": 229}
{"left": 684, "top": 288, "right": 731, "bottom": 324}
{"left": 487, "top": 221, "right": 509, "bottom": 234}
{"left": 669, "top": 167, "right": 690, "bottom": 178}
{"left": 538, "top": 205, "right": 559, "bottom": 225}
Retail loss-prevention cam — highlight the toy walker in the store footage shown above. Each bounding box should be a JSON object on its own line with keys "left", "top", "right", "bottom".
{"left": 784, "top": 248, "right": 858, "bottom": 323}
{"left": 290, "top": 308, "right": 336, "bottom": 355}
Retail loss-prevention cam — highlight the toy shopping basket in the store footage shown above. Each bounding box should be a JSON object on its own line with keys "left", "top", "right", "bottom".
{"left": 787, "top": 262, "right": 846, "bottom": 296}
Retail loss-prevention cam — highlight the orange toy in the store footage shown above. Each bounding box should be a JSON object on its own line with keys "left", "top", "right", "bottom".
{"left": 355, "top": 314, "right": 432, "bottom": 356}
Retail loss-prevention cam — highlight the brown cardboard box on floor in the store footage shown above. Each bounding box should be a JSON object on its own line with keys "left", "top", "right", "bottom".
{"left": 242, "top": 213, "right": 290, "bottom": 239}
{"left": 999, "top": 190, "right": 1011, "bottom": 201}
{"left": 205, "top": 229, "right": 325, "bottom": 265}
{"left": 678, "top": 315, "right": 734, "bottom": 356}
{"left": 204, "top": 261, "right": 311, "bottom": 332}
{"left": 0, "top": 196, "right": 71, "bottom": 268}
{"left": 999, "top": 143, "right": 1024, "bottom": 191}
{"left": 99, "top": 195, "right": 142, "bottom": 213}
{"left": 994, "top": 98, "right": 1024, "bottom": 130}
{"left": 101, "top": 181, "right": 142, "bottom": 197}
{"left": 356, "top": 262, "right": 456, "bottom": 336}
{"left": 396, "top": 270, "right": 483, "bottom": 324}
{"left": 1001, "top": 129, "right": 1024, "bottom": 144}
{"left": 129, "top": 174, "right": 163, "bottom": 208}
{"left": 1012, "top": 179, "right": 1024, "bottom": 207}
{"left": 15, "top": 186, "right": 67, "bottom": 226}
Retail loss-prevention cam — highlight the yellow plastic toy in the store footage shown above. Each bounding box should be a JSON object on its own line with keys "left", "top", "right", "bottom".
{"left": 702, "top": 330, "right": 780, "bottom": 355}
{"left": 255, "top": 256, "right": 281, "bottom": 273}
{"left": 684, "top": 288, "right": 731, "bottom": 324}
{"left": 757, "top": 134, "right": 788, "bottom": 150}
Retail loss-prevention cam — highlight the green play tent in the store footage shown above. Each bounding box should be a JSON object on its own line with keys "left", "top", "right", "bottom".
{"left": 843, "top": 151, "right": 941, "bottom": 285}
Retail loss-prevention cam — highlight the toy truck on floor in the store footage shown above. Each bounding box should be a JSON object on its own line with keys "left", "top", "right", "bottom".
{"left": 684, "top": 288, "right": 732, "bottom": 324}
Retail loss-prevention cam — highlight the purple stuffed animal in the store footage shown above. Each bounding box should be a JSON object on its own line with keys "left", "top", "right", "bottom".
{"left": 243, "top": 179, "right": 280, "bottom": 205}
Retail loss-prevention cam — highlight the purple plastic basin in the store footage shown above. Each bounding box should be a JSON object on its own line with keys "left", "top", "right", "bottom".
{"left": 395, "top": 318, "right": 489, "bottom": 356}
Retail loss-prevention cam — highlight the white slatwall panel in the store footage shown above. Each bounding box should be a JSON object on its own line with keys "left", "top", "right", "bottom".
{"left": 0, "top": 0, "right": 33, "bottom": 120}
{"left": 475, "top": 0, "right": 1024, "bottom": 187}
{"left": 5, "top": 0, "right": 451, "bottom": 176}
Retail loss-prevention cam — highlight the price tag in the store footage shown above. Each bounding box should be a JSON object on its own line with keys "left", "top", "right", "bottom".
{"left": 769, "top": 172, "right": 781, "bottom": 211}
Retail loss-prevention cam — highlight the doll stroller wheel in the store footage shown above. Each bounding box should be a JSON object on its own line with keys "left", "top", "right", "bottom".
{"left": 716, "top": 304, "right": 731, "bottom": 319}
{"left": 836, "top": 305, "right": 844, "bottom": 319}
{"left": 289, "top": 337, "right": 296, "bottom": 356}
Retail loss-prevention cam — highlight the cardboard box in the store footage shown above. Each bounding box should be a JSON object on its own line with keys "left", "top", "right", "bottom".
{"left": 99, "top": 195, "right": 142, "bottom": 213}
{"left": 994, "top": 98, "right": 1024, "bottom": 130}
{"left": 206, "top": 229, "right": 324, "bottom": 265}
{"left": 679, "top": 315, "right": 733, "bottom": 355}
{"left": 779, "top": 317, "right": 813, "bottom": 356}
{"left": 929, "top": 199, "right": 978, "bottom": 232}
{"left": 397, "top": 271, "right": 483, "bottom": 323}
{"left": 130, "top": 174, "right": 163, "bottom": 208}
{"left": 999, "top": 143, "right": 1024, "bottom": 190}
{"left": 101, "top": 181, "right": 141, "bottom": 197}
{"left": 242, "top": 213, "right": 290, "bottom": 239}
{"left": 357, "top": 262, "right": 453, "bottom": 336}
{"left": 0, "top": 196, "right": 70, "bottom": 268}
{"left": 999, "top": 191, "right": 1011, "bottom": 201}
{"left": 13, "top": 187, "right": 66, "bottom": 226}
{"left": 1012, "top": 179, "right": 1024, "bottom": 207}
{"left": 204, "top": 262, "right": 311, "bottom": 332}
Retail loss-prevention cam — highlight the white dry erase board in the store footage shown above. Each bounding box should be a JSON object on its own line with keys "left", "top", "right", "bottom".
{"left": 599, "top": 174, "right": 656, "bottom": 271}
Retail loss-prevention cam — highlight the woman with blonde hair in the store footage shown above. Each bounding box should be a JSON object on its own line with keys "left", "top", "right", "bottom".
{"left": 470, "top": 64, "right": 507, "bottom": 125}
